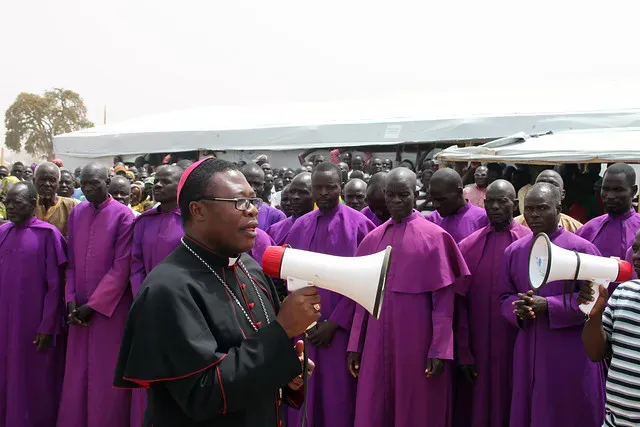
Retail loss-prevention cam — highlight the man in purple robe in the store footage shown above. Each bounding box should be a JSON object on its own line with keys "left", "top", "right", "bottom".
{"left": 0, "top": 182, "right": 67, "bottom": 427}
{"left": 347, "top": 167, "right": 470, "bottom": 427}
{"left": 427, "top": 167, "right": 489, "bottom": 243}
{"left": 576, "top": 163, "right": 640, "bottom": 293}
{"left": 57, "top": 163, "right": 134, "bottom": 427}
{"left": 497, "top": 183, "right": 606, "bottom": 427}
{"left": 267, "top": 172, "right": 314, "bottom": 245}
{"left": 343, "top": 178, "right": 367, "bottom": 211}
{"left": 286, "top": 161, "right": 375, "bottom": 427}
{"left": 241, "top": 163, "right": 285, "bottom": 230}
{"left": 454, "top": 180, "right": 531, "bottom": 427}
{"left": 361, "top": 171, "right": 390, "bottom": 226}
{"left": 128, "top": 165, "right": 183, "bottom": 427}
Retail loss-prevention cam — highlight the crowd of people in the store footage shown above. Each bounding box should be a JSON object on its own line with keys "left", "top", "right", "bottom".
{"left": 1, "top": 148, "right": 640, "bottom": 427}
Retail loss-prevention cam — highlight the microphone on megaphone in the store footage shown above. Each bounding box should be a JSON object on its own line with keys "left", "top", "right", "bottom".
{"left": 528, "top": 232, "right": 633, "bottom": 314}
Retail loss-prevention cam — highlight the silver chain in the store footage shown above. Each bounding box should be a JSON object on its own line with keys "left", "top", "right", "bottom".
{"left": 180, "top": 238, "right": 270, "bottom": 332}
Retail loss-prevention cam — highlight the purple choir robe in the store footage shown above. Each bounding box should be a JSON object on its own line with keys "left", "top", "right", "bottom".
{"left": 576, "top": 209, "right": 640, "bottom": 292}
{"left": 497, "top": 228, "right": 606, "bottom": 427}
{"left": 0, "top": 218, "right": 67, "bottom": 427}
{"left": 266, "top": 216, "right": 295, "bottom": 246}
{"left": 129, "top": 206, "right": 182, "bottom": 427}
{"left": 248, "top": 228, "right": 275, "bottom": 267}
{"left": 454, "top": 222, "right": 531, "bottom": 427}
{"left": 361, "top": 206, "right": 384, "bottom": 227}
{"left": 57, "top": 198, "right": 134, "bottom": 427}
{"left": 286, "top": 204, "right": 375, "bottom": 427}
{"left": 426, "top": 202, "right": 489, "bottom": 243}
{"left": 347, "top": 211, "right": 470, "bottom": 427}
{"left": 625, "top": 246, "right": 638, "bottom": 279}
{"left": 257, "top": 204, "right": 286, "bottom": 231}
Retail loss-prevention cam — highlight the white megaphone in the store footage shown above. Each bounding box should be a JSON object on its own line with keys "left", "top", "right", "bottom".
{"left": 528, "top": 232, "right": 633, "bottom": 314}
{"left": 262, "top": 245, "right": 392, "bottom": 326}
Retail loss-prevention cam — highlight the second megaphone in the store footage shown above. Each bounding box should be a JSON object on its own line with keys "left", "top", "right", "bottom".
{"left": 262, "top": 245, "right": 392, "bottom": 319}
{"left": 528, "top": 232, "right": 633, "bottom": 314}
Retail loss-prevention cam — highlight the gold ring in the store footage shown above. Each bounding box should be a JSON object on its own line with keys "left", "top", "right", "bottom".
{"left": 313, "top": 303, "right": 321, "bottom": 312}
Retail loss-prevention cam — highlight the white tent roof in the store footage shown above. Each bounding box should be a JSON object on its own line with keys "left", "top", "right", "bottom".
{"left": 53, "top": 87, "right": 640, "bottom": 159}
{"left": 435, "top": 127, "right": 640, "bottom": 164}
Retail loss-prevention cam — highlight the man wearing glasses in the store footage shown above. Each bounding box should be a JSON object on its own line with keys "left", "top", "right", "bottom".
{"left": 115, "top": 158, "right": 320, "bottom": 427}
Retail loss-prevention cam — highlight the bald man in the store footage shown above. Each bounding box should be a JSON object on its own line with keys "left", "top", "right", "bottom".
{"left": 57, "top": 163, "right": 134, "bottom": 427}
{"left": 577, "top": 163, "right": 640, "bottom": 293}
{"left": 343, "top": 178, "right": 367, "bottom": 211}
{"left": 241, "top": 163, "right": 286, "bottom": 230}
{"left": 361, "top": 172, "right": 390, "bottom": 226}
{"left": 462, "top": 165, "right": 489, "bottom": 208}
{"left": 453, "top": 180, "right": 531, "bottom": 427}
{"left": 266, "top": 173, "right": 313, "bottom": 245}
{"left": 348, "top": 167, "right": 469, "bottom": 427}
{"left": 514, "top": 169, "right": 583, "bottom": 233}
{"left": 427, "top": 168, "right": 489, "bottom": 243}
{"left": 497, "top": 183, "right": 605, "bottom": 427}
{"left": 34, "top": 162, "right": 78, "bottom": 237}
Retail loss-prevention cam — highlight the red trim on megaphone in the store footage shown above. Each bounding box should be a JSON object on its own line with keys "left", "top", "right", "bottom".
{"left": 616, "top": 260, "right": 633, "bottom": 282}
{"left": 262, "top": 246, "right": 287, "bottom": 278}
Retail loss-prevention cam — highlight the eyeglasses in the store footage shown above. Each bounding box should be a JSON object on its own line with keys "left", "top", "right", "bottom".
{"left": 199, "top": 196, "right": 263, "bottom": 211}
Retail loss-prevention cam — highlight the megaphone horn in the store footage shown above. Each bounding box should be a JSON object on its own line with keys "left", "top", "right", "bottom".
{"left": 528, "top": 232, "right": 633, "bottom": 314}
{"left": 263, "top": 245, "right": 392, "bottom": 321}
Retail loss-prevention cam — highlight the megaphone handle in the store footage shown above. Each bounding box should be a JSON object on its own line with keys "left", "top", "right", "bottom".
{"left": 579, "top": 280, "right": 607, "bottom": 315}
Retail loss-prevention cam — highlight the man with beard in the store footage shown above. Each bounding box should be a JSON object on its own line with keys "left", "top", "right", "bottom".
{"left": 453, "top": 180, "right": 531, "bottom": 427}
{"left": 361, "top": 172, "right": 390, "bottom": 226}
{"left": 463, "top": 165, "right": 489, "bottom": 208}
{"left": 267, "top": 173, "right": 313, "bottom": 246}
{"left": 348, "top": 167, "right": 470, "bottom": 427}
{"left": 577, "top": 163, "right": 640, "bottom": 293}
{"left": 497, "top": 183, "right": 605, "bottom": 427}
{"left": 114, "top": 158, "right": 318, "bottom": 427}
{"left": 343, "top": 178, "right": 367, "bottom": 211}
{"left": 58, "top": 169, "right": 76, "bottom": 198}
{"left": 34, "top": 162, "right": 79, "bottom": 238}
{"left": 57, "top": 163, "right": 134, "bottom": 427}
{"left": 286, "top": 161, "right": 375, "bottom": 427}
{"left": 427, "top": 168, "right": 489, "bottom": 243}
{"left": 0, "top": 182, "right": 67, "bottom": 427}
{"left": 241, "top": 163, "right": 286, "bottom": 230}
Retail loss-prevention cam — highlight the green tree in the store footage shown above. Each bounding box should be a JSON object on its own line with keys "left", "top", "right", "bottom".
{"left": 4, "top": 88, "right": 94, "bottom": 159}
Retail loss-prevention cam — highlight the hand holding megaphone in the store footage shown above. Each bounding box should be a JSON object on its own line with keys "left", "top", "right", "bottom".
{"left": 276, "top": 287, "right": 322, "bottom": 338}
{"left": 577, "top": 282, "right": 610, "bottom": 317}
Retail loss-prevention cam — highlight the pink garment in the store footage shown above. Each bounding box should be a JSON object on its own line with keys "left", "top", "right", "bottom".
{"left": 463, "top": 184, "right": 486, "bottom": 208}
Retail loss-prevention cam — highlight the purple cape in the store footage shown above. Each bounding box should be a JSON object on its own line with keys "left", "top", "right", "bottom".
{"left": 0, "top": 217, "right": 67, "bottom": 427}
{"left": 497, "top": 228, "right": 605, "bottom": 427}
{"left": 285, "top": 204, "right": 375, "bottom": 427}
{"left": 57, "top": 198, "right": 134, "bottom": 427}
{"left": 361, "top": 206, "right": 384, "bottom": 227}
{"left": 453, "top": 222, "right": 531, "bottom": 427}
{"left": 248, "top": 228, "right": 275, "bottom": 267}
{"left": 266, "top": 216, "right": 296, "bottom": 246}
{"left": 257, "top": 204, "right": 286, "bottom": 231}
{"left": 347, "top": 211, "right": 470, "bottom": 427}
{"left": 576, "top": 209, "right": 640, "bottom": 292}
{"left": 426, "top": 202, "right": 489, "bottom": 243}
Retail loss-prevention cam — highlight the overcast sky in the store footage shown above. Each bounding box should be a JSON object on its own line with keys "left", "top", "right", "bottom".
{"left": 1, "top": 0, "right": 638, "bottom": 162}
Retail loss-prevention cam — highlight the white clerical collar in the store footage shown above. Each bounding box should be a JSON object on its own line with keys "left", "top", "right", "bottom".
{"left": 228, "top": 256, "right": 239, "bottom": 267}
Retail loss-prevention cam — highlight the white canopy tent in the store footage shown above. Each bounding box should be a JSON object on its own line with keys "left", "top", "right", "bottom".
{"left": 435, "top": 128, "right": 640, "bottom": 164}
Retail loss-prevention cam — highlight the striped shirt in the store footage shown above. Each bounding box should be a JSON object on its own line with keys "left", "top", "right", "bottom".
{"left": 603, "top": 280, "right": 640, "bottom": 426}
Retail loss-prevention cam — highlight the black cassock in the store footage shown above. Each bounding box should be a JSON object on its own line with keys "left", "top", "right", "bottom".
{"left": 114, "top": 237, "right": 303, "bottom": 427}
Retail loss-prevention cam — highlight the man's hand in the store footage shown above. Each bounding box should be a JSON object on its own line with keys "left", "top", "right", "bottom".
{"left": 67, "top": 302, "right": 80, "bottom": 325}
{"left": 459, "top": 364, "right": 478, "bottom": 384}
{"left": 348, "top": 352, "right": 361, "bottom": 378}
{"left": 425, "top": 358, "right": 444, "bottom": 378}
{"left": 288, "top": 340, "right": 314, "bottom": 391}
{"left": 34, "top": 333, "right": 52, "bottom": 352}
{"left": 519, "top": 291, "right": 548, "bottom": 317}
{"left": 74, "top": 304, "right": 95, "bottom": 326}
{"left": 277, "top": 287, "right": 322, "bottom": 338}
{"left": 306, "top": 320, "right": 339, "bottom": 348}
{"left": 577, "top": 282, "right": 609, "bottom": 316}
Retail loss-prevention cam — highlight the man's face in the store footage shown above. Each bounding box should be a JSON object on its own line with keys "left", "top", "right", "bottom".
{"left": 264, "top": 174, "right": 274, "bottom": 192}
{"left": 339, "top": 152, "right": 352, "bottom": 168}
{"left": 0, "top": 167, "right": 7, "bottom": 179}
{"left": 261, "top": 163, "right": 272, "bottom": 175}
{"left": 35, "top": 167, "right": 60, "bottom": 200}
{"left": 313, "top": 155, "right": 325, "bottom": 167}
{"left": 6, "top": 186, "right": 34, "bottom": 224}
{"left": 352, "top": 156, "right": 364, "bottom": 171}
{"left": 344, "top": 184, "right": 367, "bottom": 211}
{"left": 109, "top": 180, "right": 131, "bottom": 206}
{"left": 420, "top": 170, "right": 433, "bottom": 190}
{"left": 283, "top": 170, "right": 295, "bottom": 186}
{"left": 194, "top": 170, "right": 260, "bottom": 255}
{"left": 58, "top": 172, "right": 75, "bottom": 197}
{"left": 601, "top": 172, "right": 636, "bottom": 215}
{"left": 429, "top": 181, "right": 461, "bottom": 217}
{"left": 523, "top": 191, "right": 560, "bottom": 235}
{"left": 369, "top": 158, "right": 383, "bottom": 174}
{"left": 153, "top": 167, "right": 180, "bottom": 204}
{"left": 312, "top": 170, "right": 342, "bottom": 211}
{"left": 382, "top": 159, "right": 393, "bottom": 171}
{"left": 367, "top": 190, "right": 390, "bottom": 222}
{"left": 23, "top": 168, "right": 33, "bottom": 182}
{"left": 274, "top": 178, "right": 284, "bottom": 192}
{"left": 243, "top": 170, "right": 265, "bottom": 196}
{"left": 474, "top": 167, "right": 489, "bottom": 188}
{"left": 289, "top": 181, "right": 314, "bottom": 217}
{"left": 385, "top": 178, "right": 415, "bottom": 222}
{"left": 484, "top": 190, "right": 514, "bottom": 226}
{"left": 11, "top": 164, "right": 24, "bottom": 180}
{"left": 280, "top": 188, "right": 293, "bottom": 216}
{"left": 81, "top": 168, "right": 109, "bottom": 205}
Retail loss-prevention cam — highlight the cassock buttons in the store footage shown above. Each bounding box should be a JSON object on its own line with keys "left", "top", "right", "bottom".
{"left": 256, "top": 321, "right": 262, "bottom": 328}
{"left": 248, "top": 302, "right": 255, "bottom": 310}
{"left": 240, "top": 283, "right": 247, "bottom": 290}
